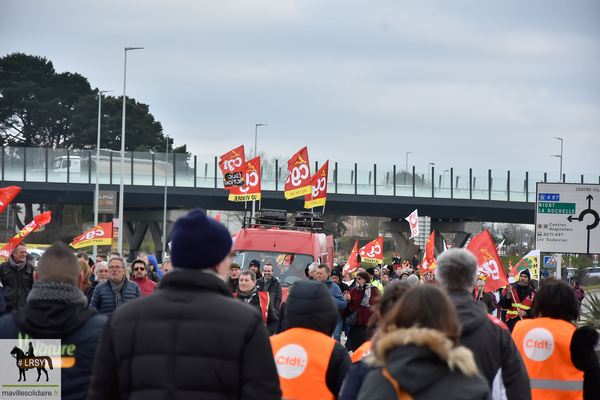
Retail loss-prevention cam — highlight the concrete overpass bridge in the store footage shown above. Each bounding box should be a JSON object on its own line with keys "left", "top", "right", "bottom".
{"left": 2, "top": 146, "right": 598, "bottom": 260}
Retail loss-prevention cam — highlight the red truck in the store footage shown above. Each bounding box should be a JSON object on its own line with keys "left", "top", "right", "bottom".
{"left": 232, "top": 209, "right": 334, "bottom": 300}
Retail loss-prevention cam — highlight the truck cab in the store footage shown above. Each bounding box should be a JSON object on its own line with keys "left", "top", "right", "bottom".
{"left": 232, "top": 209, "right": 334, "bottom": 296}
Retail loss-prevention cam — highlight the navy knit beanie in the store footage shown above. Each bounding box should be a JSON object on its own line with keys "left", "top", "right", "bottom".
{"left": 519, "top": 269, "right": 531, "bottom": 280}
{"left": 170, "top": 209, "right": 232, "bottom": 269}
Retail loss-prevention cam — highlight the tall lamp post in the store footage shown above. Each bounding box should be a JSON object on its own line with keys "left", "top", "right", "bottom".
{"left": 254, "top": 123, "right": 268, "bottom": 158}
{"left": 162, "top": 135, "right": 169, "bottom": 260}
{"left": 94, "top": 90, "right": 113, "bottom": 261}
{"left": 118, "top": 46, "right": 143, "bottom": 257}
{"left": 405, "top": 152, "right": 412, "bottom": 185}
{"left": 253, "top": 124, "right": 267, "bottom": 219}
{"left": 427, "top": 162, "right": 435, "bottom": 184}
{"left": 551, "top": 137, "right": 563, "bottom": 182}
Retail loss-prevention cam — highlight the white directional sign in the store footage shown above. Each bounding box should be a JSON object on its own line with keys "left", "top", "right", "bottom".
{"left": 536, "top": 183, "right": 600, "bottom": 254}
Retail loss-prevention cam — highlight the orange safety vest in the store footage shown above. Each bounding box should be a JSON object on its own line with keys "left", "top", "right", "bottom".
{"left": 233, "top": 291, "right": 270, "bottom": 325}
{"left": 350, "top": 340, "right": 371, "bottom": 363}
{"left": 270, "top": 327, "right": 336, "bottom": 400}
{"left": 512, "top": 318, "right": 584, "bottom": 400}
{"left": 504, "top": 286, "right": 534, "bottom": 320}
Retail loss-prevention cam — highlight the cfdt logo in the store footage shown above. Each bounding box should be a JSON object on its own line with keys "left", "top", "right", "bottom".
{"left": 274, "top": 344, "right": 308, "bottom": 379}
{"left": 523, "top": 328, "right": 554, "bottom": 361}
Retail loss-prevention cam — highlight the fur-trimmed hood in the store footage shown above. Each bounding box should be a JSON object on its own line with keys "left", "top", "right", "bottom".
{"left": 374, "top": 326, "right": 479, "bottom": 376}
{"left": 357, "top": 327, "right": 492, "bottom": 400}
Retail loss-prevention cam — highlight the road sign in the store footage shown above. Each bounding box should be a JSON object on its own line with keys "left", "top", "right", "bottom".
{"left": 536, "top": 183, "right": 600, "bottom": 254}
{"left": 445, "top": 243, "right": 455, "bottom": 250}
{"left": 548, "top": 253, "right": 561, "bottom": 264}
{"left": 543, "top": 256, "right": 554, "bottom": 268}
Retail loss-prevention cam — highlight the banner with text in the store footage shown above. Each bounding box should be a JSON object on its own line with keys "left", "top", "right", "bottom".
{"left": 229, "top": 157, "right": 261, "bottom": 202}
{"left": 70, "top": 222, "right": 114, "bottom": 248}
{"left": 304, "top": 161, "right": 329, "bottom": 209}
{"left": 285, "top": 147, "right": 312, "bottom": 199}
{"left": 219, "top": 145, "right": 246, "bottom": 189}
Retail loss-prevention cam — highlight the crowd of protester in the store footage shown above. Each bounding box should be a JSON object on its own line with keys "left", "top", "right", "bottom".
{"left": 0, "top": 209, "right": 598, "bottom": 399}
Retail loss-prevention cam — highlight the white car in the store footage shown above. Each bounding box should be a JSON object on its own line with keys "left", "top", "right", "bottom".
{"left": 585, "top": 267, "right": 600, "bottom": 278}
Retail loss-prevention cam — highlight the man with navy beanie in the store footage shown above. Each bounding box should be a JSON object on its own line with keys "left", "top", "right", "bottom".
{"left": 88, "top": 209, "right": 282, "bottom": 400}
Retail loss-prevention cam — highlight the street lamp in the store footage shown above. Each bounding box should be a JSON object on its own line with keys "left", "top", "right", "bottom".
{"left": 551, "top": 137, "right": 563, "bottom": 182}
{"left": 443, "top": 169, "right": 449, "bottom": 187}
{"left": 405, "top": 152, "right": 412, "bottom": 185}
{"left": 254, "top": 124, "right": 268, "bottom": 158}
{"left": 427, "top": 162, "right": 435, "bottom": 183}
{"left": 162, "top": 134, "right": 169, "bottom": 259}
{"left": 118, "top": 46, "right": 143, "bottom": 257}
{"left": 94, "top": 89, "right": 113, "bottom": 261}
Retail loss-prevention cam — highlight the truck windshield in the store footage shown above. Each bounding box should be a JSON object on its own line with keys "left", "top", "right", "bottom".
{"left": 233, "top": 251, "right": 314, "bottom": 287}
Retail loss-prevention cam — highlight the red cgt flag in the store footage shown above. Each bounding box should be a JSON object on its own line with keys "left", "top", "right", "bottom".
{"left": 70, "top": 222, "right": 114, "bottom": 249}
{"left": 466, "top": 230, "right": 509, "bottom": 292}
{"left": 420, "top": 231, "right": 437, "bottom": 278}
{"left": 219, "top": 145, "right": 246, "bottom": 189}
{"left": 285, "top": 147, "right": 311, "bottom": 199}
{"left": 0, "top": 186, "right": 21, "bottom": 215}
{"left": 342, "top": 240, "right": 360, "bottom": 275}
{"left": 359, "top": 237, "right": 384, "bottom": 264}
{"left": 0, "top": 211, "right": 52, "bottom": 258}
{"left": 229, "top": 156, "right": 261, "bottom": 202}
{"left": 304, "top": 161, "right": 328, "bottom": 209}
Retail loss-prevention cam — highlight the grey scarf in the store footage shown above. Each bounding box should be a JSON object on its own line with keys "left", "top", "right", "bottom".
{"left": 360, "top": 283, "right": 373, "bottom": 307}
{"left": 109, "top": 278, "right": 126, "bottom": 308}
{"left": 9, "top": 255, "right": 27, "bottom": 271}
{"left": 237, "top": 287, "right": 258, "bottom": 304}
{"left": 27, "top": 281, "right": 88, "bottom": 307}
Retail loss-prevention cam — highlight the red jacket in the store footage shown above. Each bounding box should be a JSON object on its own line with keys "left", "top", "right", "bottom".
{"left": 347, "top": 285, "right": 380, "bottom": 326}
{"left": 131, "top": 277, "right": 156, "bottom": 297}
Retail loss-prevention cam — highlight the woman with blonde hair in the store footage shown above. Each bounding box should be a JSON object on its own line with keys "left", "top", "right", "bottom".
{"left": 357, "top": 284, "right": 490, "bottom": 400}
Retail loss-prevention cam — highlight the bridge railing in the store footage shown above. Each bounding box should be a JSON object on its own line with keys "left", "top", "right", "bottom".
{"left": 2, "top": 146, "right": 598, "bottom": 203}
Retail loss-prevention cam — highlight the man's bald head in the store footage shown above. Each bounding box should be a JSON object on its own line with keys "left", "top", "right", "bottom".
{"left": 37, "top": 242, "right": 81, "bottom": 286}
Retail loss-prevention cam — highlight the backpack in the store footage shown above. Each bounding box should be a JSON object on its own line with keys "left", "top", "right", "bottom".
{"left": 575, "top": 286, "right": 584, "bottom": 301}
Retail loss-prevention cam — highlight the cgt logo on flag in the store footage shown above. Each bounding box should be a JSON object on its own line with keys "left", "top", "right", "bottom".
{"left": 405, "top": 209, "right": 419, "bottom": 239}
{"left": 0, "top": 339, "right": 62, "bottom": 397}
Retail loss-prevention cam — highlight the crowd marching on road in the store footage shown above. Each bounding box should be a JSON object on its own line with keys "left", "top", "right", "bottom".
{"left": 0, "top": 208, "right": 598, "bottom": 399}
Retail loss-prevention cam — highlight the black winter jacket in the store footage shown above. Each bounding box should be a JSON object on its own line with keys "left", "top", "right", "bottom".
{"left": 256, "top": 276, "right": 283, "bottom": 316}
{"left": 87, "top": 269, "right": 282, "bottom": 400}
{"left": 448, "top": 290, "right": 531, "bottom": 400}
{"left": 0, "top": 258, "right": 34, "bottom": 311}
{"left": 358, "top": 327, "right": 491, "bottom": 400}
{"left": 284, "top": 280, "right": 351, "bottom": 397}
{"left": 0, "top": 300, "right": 107, "bottom": 400}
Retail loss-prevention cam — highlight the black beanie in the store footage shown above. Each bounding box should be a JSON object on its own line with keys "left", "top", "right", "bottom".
{"left": 519, "top": 269, "right": 531, "bottom": 279}
{"left": 170, "top": 209, "right": 232, "bottom": 269}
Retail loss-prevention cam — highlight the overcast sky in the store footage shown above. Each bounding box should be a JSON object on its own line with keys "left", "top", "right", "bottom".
{"left": 2, "top": 0, "right": 599, "bottom": 178}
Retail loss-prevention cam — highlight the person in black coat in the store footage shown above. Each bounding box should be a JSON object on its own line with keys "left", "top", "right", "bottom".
{"left": 275, "top": 279, "right": 351, "bottom": 397}
{"left": 88, "top": 209, "right": 281, "bottom": 400}
{"left": 256, "top": 263, "right": 283, "bottom": 316}
{"left": 0, "top": 242, "right": 107, "bottom": 400}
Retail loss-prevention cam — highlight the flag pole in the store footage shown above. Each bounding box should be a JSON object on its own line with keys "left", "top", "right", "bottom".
{"left": 509, "top": 285, "right": 524, "bottom": 320}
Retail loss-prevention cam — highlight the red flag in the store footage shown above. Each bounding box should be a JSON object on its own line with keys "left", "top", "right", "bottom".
{"left": 304, "top": 161, "right": 328, "bottom": 208}
{"left": 0, "top": 186, "right": 21, "bottom": 215}
{"left": 215, "top": 213, "right": 221, "bottom": 222}
{"left": 342, "top": 240, "right": 359, "bottom": 275}
{"left": 284, "top": 147, "right": 311, "bottom": 199}
{"left": 219, "top": 145, "right": 246, "bottom": 189}
{"left": 466, "top": 230, "right": 509, "bottom": 292}
{"left": 228, "top": 157, "right": 261, "bottom": 202}
{"left": 70, "top": 222, "right": 114, "bottom": 248}
{"left": 420, "top": 231, "right": 437, "bottom": 277}
{"left": 359, "top": 237, "right": 384, "bottom": 263}
{"left": 0, "top": 211, "right": 52, "bottom": 258}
